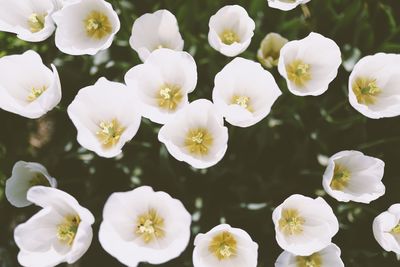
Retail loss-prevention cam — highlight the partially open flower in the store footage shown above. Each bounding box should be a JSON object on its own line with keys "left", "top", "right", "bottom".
{"left": 14, "top": 186, "right": 94, "bottom": 267}
{"left": 52, "top": 0, "right": 120, "bottom": 55}
{"left": 348, "top": 53, "right": 400, "bottom": 119}
{"left": 208, "top": 5, "right": 255, "bottom": 57}
{"left": 0, "top": 50, "right": 61, "bottom": 119}
{"left": 267, "top": 0, "right": 311, "bottom": 11}
{"left": 125, "top": 49, "right": 197, "bottom": 124}
{"left": 129, "top": 9, "right": 184, "bottom": 62}
{"left": 193, "top": 224, "right": 258, "bottom": 267}
{"left": 67, "top": 77, "right": 141, "bottom": 158}
{"left": 257, "top": 33, "right": 288, "bottom": 69}
{"left": 373, "top": 204, "right": 400, "bottom": 254}
{"left": 98, "top": 186, "right": 191, "bottom": 266}
{"left": 272, "top": 194, "right": 339, "bottom": 256}
{"left": 278, "top": 32, "right": 342, "bottom": 96}
{"left": 158, "top": 99, "right": 228, "bottom": 169}
{"left": 322, "top": 150, "right": 385, "bottom": 204}
{"left": 212, "top": 57, "right": 282, "bottom": 127}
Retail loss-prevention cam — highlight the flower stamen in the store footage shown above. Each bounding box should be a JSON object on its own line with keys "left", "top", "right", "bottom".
{"left": 220, "top": 30, "right": 240, "bottom": 45}
{"left": 135, "top": 208, "right": 165, "bottom": 243}
{"left": 84, "top": 11, "right": 112, "bottom": 39}
{"left": 184, "top": 128, "right": 213, "bottom": 156}
{"left": 157, "top": 84, "right": 183, "bottom": 111}
{"left": 96, "top": 119, "right": 125, "bottom": 148}
{"left": 279, "top": 209, "right": 305, "bottom": 236}
{"left": 296, "top": 252, "right": 323, "bottom": 267}
{"left": 209, "top": 231, "right": 237, "bottom": 260}
{"left": 231, "top": 95, "right": 253, "bottom": 112}
{"left": 29, "top": 173, "right": 50, "bottom": 187}
{"left": 352, "top": 77, "right": 382, "bottom": 105}
{"left": 27, "top": 86, "right": 47, "bottom": 102}
{"left": 28, "top": 13, "right": 46, "bottom": 33}
{"left": 57, "top": 215, "right": 80, "bottom": 246}
{"left": 286, "top": 59, "right": 311, "bottom": 87}
{"left": 330, "top": 164, "right": 351, "bottom": 190}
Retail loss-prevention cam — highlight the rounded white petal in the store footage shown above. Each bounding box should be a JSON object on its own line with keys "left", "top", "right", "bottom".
{"left": 373, "top": 204, "right": 400, "bottom": 254}
{"left": 267, "top": 0, "right": 311, "bottom": 11}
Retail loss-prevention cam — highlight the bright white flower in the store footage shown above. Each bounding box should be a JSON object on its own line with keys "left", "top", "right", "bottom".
{"left": 272, "top": 194, "right": 339, "bottom": 256}
{"left": 322, "top": 150, "right": 385, "bottom": 204}
{"left": 129, "top": 9, "right": 184, "bottom": 62}
{"left": 193, "top": 224, "right": 258, "bottom": 267}
{"left": 278, "top": 32, "right": 342, "bottom": 96}
{"left": 5, "top": 161, "right": 57, "bottom": 208}
{"left": 257, "top": 32, "right": 288, "bottom": 69}
{"left": 212, "top": 57, "right": 282, "bottom": 127}
{"left": 348, "top": 53, "right": 400, "bottom": 119}
{"left": 0, "top": 50, "right": 61, "bottom": 119}
{"left": 14, "top": 186, "right": 94, "bottom": 267}
{"left": 67, "top": 77, "right": 141, "bottom": 158}
{"left": 99, "top": 186, "right": 191, "bottom": 266}
{"left": 267, "top": 0, "right": 311, "bottom": 11}
{"left": 275, "top": 243, "right": 344, "bottom": 267}
{"left": 125, "top": 49, "right": 197, "bottom": 124}
{"left": 373, "top": 204, "right": 400, "bottom": 254}
{"left": 52, "top": 0, "right": 120, "bottom": 55}
{"left": 208, "top": 5, "right": 255, "bottom": 57}
{"left": 158, "top": 99, "right": 228, "bottom": 169}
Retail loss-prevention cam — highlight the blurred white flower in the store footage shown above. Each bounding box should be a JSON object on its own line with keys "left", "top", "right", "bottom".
{"left": 14, "top": 186, "right": 94, "bottom": 267}
{"left": 257, "top": 32, "right": 288, "bottom": 69}
{"left": 275, "top": 243, "right": 344, "bottom": 267}
{"left": 158, "top": 99, "right": 228, "bottom": 169}
{"left": 267, "top": 0, "right": 311, "bottom": 11}
{"left": 52, "top": 0, "right": 120, "bottom": 55}
{"left": 0, "top": 50, "right": 61, "bottom": 119}
{"left": 212, "top": 57, "right": 282, "bottom": 127}
{"left": 129, "top": 9, "right": 184, "bottom": 62}
{"left": 67, "top": 77, "right": 141, "bottom": 158}
{"left": 208, "top": 5, "right": 255, "bottom": 57}
{"left": 322, "top": 150, "right": 385, "bottom": 204}
{"left": 272, "top": 194, "right": 339, "bottom": 256}
{"left": 125, "top": 49, "right": 197, "bottom": 124}
{"left": 99, "top": 186, "right": 191, "bottom": 266}
{"left": 6, "top": 161, "right": 57, "bottom": 208}
{"left": 278, "top": 32, "right": 341, "bottom": 96}
{"left": 193, "top": 224, "right": 258, "bottom": 267}
{"left": 348, "top": 53, "right": 400, "bottom": 119}
{"left": 373, "top": 204, "right": 400, "bottom": 254}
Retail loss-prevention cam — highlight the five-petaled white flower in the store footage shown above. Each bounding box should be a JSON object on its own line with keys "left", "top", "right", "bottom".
{"left": 208, "top": 5, "right": 255, "bottom": 57}
{"left": 158, "top": 99, "right": 229, "bottom": 169}
{"left": 0, "top": 50, "right": 61, "bottom": 119}
{"left": 98, "top": 186, "right": 192, "bottom": 267}
{"left": 52, "top": 0, "right": 120, "bottom": 55}
{"left": 67, "top": 77, "right": 141, "bottom": 158}
{"left": 212, "top": 57, "right": 282, "bottom": 127}
{"left": 348, "top": 53, "right": 400, "bottom": 119}
{"left": 373, "top": 204, "right": 400, "bottom": 255}
{"left": 14, "top": 186, "right": 95, "bottom": 267}
{"left": 129, "top": 9, "right": 184, "bottom": 62}
{"left": 272, "top": 194, "right": 339, "bottom": 256}
{"left": 322, "top": 150, "right": 385, "bottom": 204}
{"left": 278, "top": 32, "right": 342, "bottom": 96}
{"left": 257, "top": 32, "right": 288, "bottom": 69}
{"left": 125, "top": 48, "right": 197, "bottom": 124}
{"left": 267, "top": 0, "right": 311, "bottom": 11}
{"left": 193, "top": 224, "right": 258, "bottom": 267}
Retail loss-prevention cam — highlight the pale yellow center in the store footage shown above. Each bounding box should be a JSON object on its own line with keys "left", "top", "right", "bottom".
{"left": 84, "top": 11, "right": 112, "bottom": 39}
{"left": 231, "top": 95, "right": 253, "bottom": 112}
{"left": 352, "top": 77, "right": 382, "bottom": 105}
{"left": 209, "top": 231, "right": 237, "bottom": 260}
{"left": 27, "top": 86, "right": 47, "bottom": 102}
{"left": 279, "top": 209, "right": 305, "bottom": 236}
{"left": 391, "top": 224, "right": 400, "bottom": 234}
{"left": 96, "top": 119, "right": 125, "bottom": 149}
{"left": 330, "top": 164, "right": 351, "bottom": 190}
{"left": 296, "top": 253, "right": 323, "bottom": 267}
{"left": 135, "top": 209, "right": 165, "bottom": 243}
{"left": 57, "top": 215, "right": 80, "bottom": 246}
{"left": 286, "top": 59, "right": 311, "bottom": 87}
{"left": 220, "top": 30, "right": 240, "bottom": 45}
{"left": 184, "top": 128, "right": 213, "bottom": 156}
{"left": 28, "top": 13, "right": 46, "bottom": 33}
{"left": 157, "top": 84, "right": 183, "bottom": 111}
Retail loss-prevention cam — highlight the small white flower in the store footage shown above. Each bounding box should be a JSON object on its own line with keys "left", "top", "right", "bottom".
{"left": 208, "top": 5, "right": 255, "bottom": 57}
{"left": 275, "top": 243, "right": 344, "bottom": 267}
{"left": 212, "top": 57, "right": 282, "bottom": 127}
{"left": 278, "top": 32, "right": 342, "bottom": 96}
{"left": 52, "top": 0, "right": 120, "bottom": 55}
{"left": 322, "top": 150, "right": 385, "bottom": 204}
{"left": 272, "top": 194, "right": 339, "bottom": 256}
{"left": 257, "top": 32, "right": 288, "bottom": 69}
{"left": 129, "top": 9, "right": 184, "bottom": 62}
{"left": 6, "top": 161, "right": 57, "bottom": 208}
{"left": 67, "top": 77, "right": 141, "bottom": 158}
{"left": 125, "top": 48, "right": 197, "bottom": 124}
{"left": 158, "top": 99, "right": 228, "bottom": 169}
{"left": 98, "top": 186, "right": 191, "bottom": 266}
{"left": 193, "top": 224, "right": 258, "bottom": 267}
{"left": 373, "top": 204, "right": 400, "bottom": 254}
{"left": 268, "top": 0, "right": 311, "bottom": 11}
{"left": 14, "top": 186, "right": 95, "bottom": 267}
{"left": 348, "top": 53, "right": 400, "bottom": 119}
{"left": 0, "top": 50, "right": 61, "bottom": 119}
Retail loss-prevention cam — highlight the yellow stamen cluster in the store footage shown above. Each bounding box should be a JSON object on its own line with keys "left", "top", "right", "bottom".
{"left": 231, "top": 95, "right": 253, "bottom": 112}
{"left": 57, "top": 215, "right": 81, "bottom": 246}
{"left": 135, "top": 209, "right": 165, "bottom": 243}
{"left": 209, "top": 231, "right": 237, "bottom": 260}
{"left": 184, "top": 128, "right": 213, "bottom": 156}
{"left": 286, "top": 59, "right": 311, "bottom": 87}
{"left": 220, "top": 30, "right": 240, "bottom": 45}
{"left": 279, "top": 209, "right": 305, "bottom": 236}
{"left": 391, "top": 224, "right": 400, "bottom": 234}
{"left": 96, "top": 119, "right": 125, "bottom": 148}
{"left": 84, "top": 11, "right": 112, "bottom": 39}
{"left": 29, "top": 173, "right": 50, "bottom": 187}
{"left": 157, "top": 84, "right": 183, "bottom": 111}
{"left": 330, "top": 164, "right": 351, "bottom": 190}
{"left": 28, "top": 13, "right": 46, "bottom": 33}
{"left": 27, "top": 86, "right": 47, "bottom": 102}
{"left": 352, "top": 77, "right": 382, "bottom": 105}
{"left": 296, "top": 253, "right": 323, "bottom": 267}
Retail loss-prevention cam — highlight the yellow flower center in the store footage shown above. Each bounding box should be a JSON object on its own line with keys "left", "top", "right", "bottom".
{"left": 184, "top": 128, "right": 213, "bottom": 156}
{"left": 231, "top": 95, "right": 253, "bottom": 112}
{"left": 279, "top": 209, "right": 305, "bottom": 236}
{"left": 352, "top": 77, "right": 382, "bottom": 105}
{"left": 57, "top": 215, "right": 80, "bottom": 246}
{"left": 28, "top": 13, "right": 46, "bottom": 33}
{"left": 296, "top": 253, "right": 323, "bottom": 267}
{"left": 27, "top": 86, "right": 47, "bottom": 102}
{"left": 286, "top": 59, "right": 311, "bottom": 87}
{"left": 28, "top": 173, "right": 50, "bottom": 187}
{"left": 209, "top": 231, "right": 237, "bottom": 260}
{"left": 220, "top": 30, "right": 240, "bottom": 45}
{"left": 135, "top": 208, "right": 165, "bottom": 243}
{"left": 330, "top": 164, "right": 351, "bottom": 190}
{"left": 84, "top": 11, "right": 112, "bottom": 39}
{"left": 391, "top": 224, "right": 400, "bottom": 234}
{"left": 96, "top": 119, "right": 125, "bottom": 149}
{"left": 157, "top": 84, "right": 183, "bottom": 111}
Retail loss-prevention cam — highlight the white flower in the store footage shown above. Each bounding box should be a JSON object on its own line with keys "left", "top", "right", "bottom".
{"left": 257, "top": 32, "right": 288, "bottom": 69}
{"left": 275, "top": 243, "right": 344, "bottom": 267}
{"left": 278, "top": 32, "right": 342, "bottom": 96}
{"left": 0, "top": 50, "right": 61, "bottom": 119}
{"left": 98, "top": 186, "right": 191, "bottom": 267}
{"left": 212, "top": 57, "right": 282, "bottom": 127}
{"left": 373, "top": 204, "right": 400, "bottom": 254}
{"left": 5, "top": 161, "right": 57, "bottom": 208}
{"left": 129, "top": 9, "right": 184, "bottom": 62}
{"left": 322, "top": 150, "right": 385, "bottom": 204}
{"left": 52, "top": 0, "right": 120, "bottom": 55}
{"left": 272, "top": 194, "right": 339, "bottom": 256}
{"left": 268, "top": 0, "right": 311, "bottom": 11}
{"left": 158, "top": 99, "right": 228, "bottom": 169}
{"left": 208, "top": 5, "right": 255, "bottom": 57}
{"left": 348, "top": 53, "right": 400, "bottom": 119}
{"left": 14, "top": 186, "right": 94, "bottom": 267}
{"left": 67, "top": 77, "right": 141, "bottom": 158}
{"left": 125, "top": 48, "right": 197, "bottom": 124}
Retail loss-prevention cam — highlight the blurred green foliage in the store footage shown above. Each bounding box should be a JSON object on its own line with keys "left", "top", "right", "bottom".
{"left": 1, "top": 0, "right": 400, "bottom": 266}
